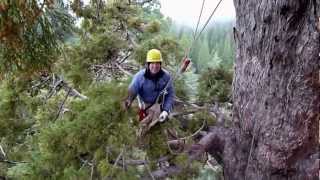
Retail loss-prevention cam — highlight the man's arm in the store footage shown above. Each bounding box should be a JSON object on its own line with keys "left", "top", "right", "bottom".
{"left": 159, "top": 77, "right": 174, "bottom": 122}
{"left": 162, "top": 77, "right": 174, "bottom": 113}
{"left": 123, "top": 71, "right": 142, "bottom": 109}
{"left": 123, "top": 89, "right": 137, "bottom": 109}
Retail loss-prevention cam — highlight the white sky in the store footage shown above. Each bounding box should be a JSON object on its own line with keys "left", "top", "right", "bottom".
{"left": 159, "top": 0, "right": 235, "bottom": 26}
{"left": 80, "top": 0, "right": 236, "bottom": 26}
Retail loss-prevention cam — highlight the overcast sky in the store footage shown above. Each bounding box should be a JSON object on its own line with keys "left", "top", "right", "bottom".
{"left": 159, "top": 0, "right": 235, "bottom": 26}
{"left": 81, "top": 0, "right": 236, "bottom": 26}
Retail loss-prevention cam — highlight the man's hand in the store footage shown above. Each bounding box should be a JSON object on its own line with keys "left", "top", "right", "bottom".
{"left": 123, "top": 99, "right": 132, "bottom": 110}
{"left": 159, "top": 111, "right": 168, "bottom": 122}
{"left": 123, "top": 90, "right": 136, "bottom": 110}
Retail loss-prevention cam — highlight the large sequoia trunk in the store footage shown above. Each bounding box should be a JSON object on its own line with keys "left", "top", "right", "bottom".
{"left": 223, "top": 0, "right": 320, "bottom": 179}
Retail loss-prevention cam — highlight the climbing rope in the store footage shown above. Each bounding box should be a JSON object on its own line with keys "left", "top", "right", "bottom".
{"left": 244, "top": 122, "right": 261, "bottom": 180}
{"left": 193, "top": 0, "right": 206, "bottom": 40}
{"left": 164, "top": 0, "right": 225, "bottom": 155}
{"left": 186, "top": 0, "right": 224, "bottom": 58}
{"left": 166, "top": 119, "right": 207, "bottom": 155}
{"left": 195, "top": 0, "right": 224, "bottom": 42}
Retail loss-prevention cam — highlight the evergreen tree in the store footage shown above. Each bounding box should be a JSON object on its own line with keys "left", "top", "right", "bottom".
{"left": 0, "top": 0, "right": 73, "bottom": 77}
{"left": 0, "top": 0, "right": 234, "bottom": 179}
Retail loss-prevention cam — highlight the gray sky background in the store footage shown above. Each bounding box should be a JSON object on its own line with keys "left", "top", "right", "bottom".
{"left": 159, "top": 0, "right": 236, "bottom": 26}
{"left": 81, "top": 0, "right": 236, "bottom": 27}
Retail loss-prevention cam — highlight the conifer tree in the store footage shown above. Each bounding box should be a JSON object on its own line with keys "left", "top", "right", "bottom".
{"left": 0, "top": 0, "right": 234, "bottom": 179}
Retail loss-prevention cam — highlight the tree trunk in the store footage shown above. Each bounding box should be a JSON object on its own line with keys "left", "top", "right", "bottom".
{"left": 224, "top": 0, "right": 320, "bottom": 179}
{"left": 156, "top": 1, "right": 319, "bottom": 179}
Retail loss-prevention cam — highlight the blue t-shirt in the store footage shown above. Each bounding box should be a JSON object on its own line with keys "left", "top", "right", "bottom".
{"left": 129, "top": 69, "right": 174, "bottom": 112}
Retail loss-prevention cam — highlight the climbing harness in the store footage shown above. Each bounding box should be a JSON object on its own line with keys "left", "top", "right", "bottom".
{"left": 137, "top": 74, "right": 171, "bottom": 121}
{"left": 166, "top": 119, "right": 207, "bottom": 155}
{"left": 137, "top": 76, "right": 172, "bottom": 138}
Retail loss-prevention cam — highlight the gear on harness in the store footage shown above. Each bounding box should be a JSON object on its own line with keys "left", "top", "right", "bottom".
{"left": 179, "top": 57, "right": 191, "bottom": 74}
{"left": 137, "top": 83, "right": 171, "bottom": 139}
{"left": 137, "top": 103, "right": 161, "bottom": 139}
{"left": 138, "top": 108, "right": 147, "bottom": 121}
{"left": 137, "top": 86, "right": 168, "bottom": 122}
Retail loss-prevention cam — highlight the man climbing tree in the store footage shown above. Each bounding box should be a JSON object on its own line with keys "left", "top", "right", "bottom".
{"left": 124, "top": 49, "right": 174, "bottom": 121}
{"left": 123, "top": 49, "right": 175, "bottom": 169}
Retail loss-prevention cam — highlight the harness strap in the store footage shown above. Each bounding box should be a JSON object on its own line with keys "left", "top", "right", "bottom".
{"left": 144, "top": 76, "right": 171, "bottom": 112}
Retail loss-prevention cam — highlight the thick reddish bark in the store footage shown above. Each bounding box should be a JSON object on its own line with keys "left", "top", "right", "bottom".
{"left": 150, "top": 1, "right": 319, "bottom": 179}
{"left": 223, "top": 0, "right": 320, "bottom": 179}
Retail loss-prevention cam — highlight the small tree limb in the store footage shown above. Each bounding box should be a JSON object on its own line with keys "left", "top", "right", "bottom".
{"left": 144, "top": 156, "right": 155, "bottom": 180}
{"left": 188, "top": 127, "right": 228, "bottom": 161}
{"left": 115, "top": 63, "right": 133, "bottom": 76}
{"left": 54, "top": 87, "right": 72, "bottom": 121}
{"left": 110, "top": 146, "right": 125, "bottom": 175}
{"left": 0, "top": 145, "right": 6, "bottom": 158}
{"left": 0, "top": 159, "right": 28, "bottom": 164}
{"left": 142, "top": 165, "right": 182, "bottom": 180}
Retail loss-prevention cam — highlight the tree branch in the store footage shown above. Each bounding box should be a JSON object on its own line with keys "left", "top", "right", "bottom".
{"left": 188, "top": 127, "right": 227, "bottom": 161}
{"left": 109, "top": 156, "right": 171, "bottom": 167}
{"left": 141, "top": 127, "right": 229, "bottom": 179}
{"left": 135, "top": 0, "right": 153, "bottom": 6}
{"left": 115, "top": 63, "right": 133, "bottom": 76}
{"left": 54, "top": 87, "right": 72, "bottom": 121}
{"left": 117, "top": 51, "right": 132, "bottom": 64}
{"left": 109, "top": 146, "right": 125, "bottom": 176}
{"left": 61, "top": 82, "right": 88, "bottom": 100}
{"left": 44, "top": 74, "right": 88, "bottom": 100}
{"left": 144, "top": 156, "right": 156, "bottom": 180}
{"left": 0, "top": 159, "right": 28, "bottom": 164}
{"left": 173, "top": 97, "right": 231, "bottom": 124}
{"left": 210, "top": 103, "right": 227, "bottom": 125}
{"left": 142, "top": 165, "right": 182, "bottom": 180}
{"left": 0, "top": 145, "right": 27, "bottom": 164}
{"left": 0, "top": 145, "right": 6, "bottom": 158}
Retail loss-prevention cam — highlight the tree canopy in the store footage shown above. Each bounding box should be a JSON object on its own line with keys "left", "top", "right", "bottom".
{"left": 0, "top": 0, "right": 235, "bottom": 179}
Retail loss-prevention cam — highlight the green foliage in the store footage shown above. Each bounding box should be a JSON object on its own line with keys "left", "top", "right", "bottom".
{"left": 134, "top": 36, "right": 183, "bottom": 65}
{"left": 198, "top": 66, "right": 233, "bottom": 103}
{"left": 0, "top": 0, "right": 235, "bottom": 179}
{"left": 206, "top": 22, "right": 235, "bottom": 69}
{"left": 189, "top": 111, "right": 216, "bottom": 132}
{"left": 58, "top": 0, "right": 170, "bottom": 89}
{"left": 127, "top": 16, "right": 144, "bottom": 29}
{"left": 105, "top": 0, "right": 137, "bottom": 21}
{"left": 144, "top": 123, "right": 171, "bottom": 169}
{"left": 56, "top": 31, "right": 126, "bottom": 89}
{"left": 0, "top": 79, "right": 34, "bottom": 141}
{"left": 173, "top": 153, "right": 203, "bottom": 179}
{"left": 0, "top": 78, "right": 42, "bottom": 178}
{"left": 8, "top": 82, "right": 138, "bottom": 179}
{"left": 174, "top": 78, "right": 189, "bottom": 101}
{"left": 0, "top": 1, "right": 74, "bottom": 76}
{"left": 145, "top": 20, "right": 161, "bottom": 33}
{"left": 196, "top": 165, "right": 223, "bottom": 180}
{"left": 197, "top": 36, "right": 212, "bottom": 71}
{"left": 170, "top": 21, "right": 235, "bottom": 73}
{"left": 7, "top": 163, "right": 33, "bottom": 180}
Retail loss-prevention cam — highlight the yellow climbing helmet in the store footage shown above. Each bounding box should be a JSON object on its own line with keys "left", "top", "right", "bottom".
{"left": 146, "top": 49, "right": 162, "bottom": 63}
